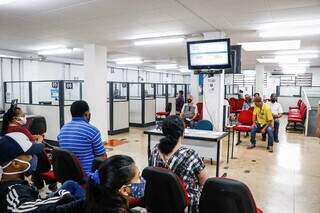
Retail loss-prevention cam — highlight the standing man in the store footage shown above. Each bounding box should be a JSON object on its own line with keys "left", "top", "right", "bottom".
{"left": 248, "top": 96, "right": 274, "bottom": 152}
{"left": 267, "top": 94, "right": 283, "bottom": 143}
{"left": 176, "top": 90, "right": 185, "bottom": 113}
{"left": 58, "top": 100, "right": 107, "bottom": 176}
{"left": 180, "top": 95, "right": 198, "bottom": 128}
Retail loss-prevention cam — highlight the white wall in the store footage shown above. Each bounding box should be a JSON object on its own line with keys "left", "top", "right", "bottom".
{"left": 309, "top": 67, "right": 320, "bottom": 86}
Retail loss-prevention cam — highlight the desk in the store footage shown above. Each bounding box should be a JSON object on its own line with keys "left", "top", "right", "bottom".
{"left": 144, "top": 128, "right": 228, "bottom": 177}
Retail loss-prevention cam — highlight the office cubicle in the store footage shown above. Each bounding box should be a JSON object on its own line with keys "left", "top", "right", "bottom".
{"left": 129, "top": 82, "right": 156, "bottom": 127}
{"left": 4, "top": 80, "right": 83, "bottom": 141}
{"left": 301, "top": 87, "right": 320, "bottom": 136}
{"left": 276, "top": 86, "right": 302, "bottom": 113}
{"left": 108, "top": 82, "right": 129, "bottom": 134}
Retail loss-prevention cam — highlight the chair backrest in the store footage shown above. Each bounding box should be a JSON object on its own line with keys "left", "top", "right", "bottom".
{"left": 52, "top": 147, "right": 85, "bottom": 184}
{"left": 165, "top": 102, "right": 172, "bottom": 113}
{"left": 195, "top": 120, "right": 213, "bottom": 131}
{"left": 142, "top": 167, "right": 189, "bottom": 213}
{"left": 297, "top": 99, "right": 302, "bottom": 107}
{"left": 26, "top": 116, "right": 47, "bottom": 135}
{"left": 229, "top": 98, "right": 237, "bottom": 112}
{"left": 238, "top": 110, "right": 253, "bottom": 126}
{"left": 199, "top": 178, "right": 258, "bottom": 213}
{"left": 236, "top": 98, "right": 245, "bottom": 111}
{"left": 197, "top": 102, "right": 203, "bottom": 120}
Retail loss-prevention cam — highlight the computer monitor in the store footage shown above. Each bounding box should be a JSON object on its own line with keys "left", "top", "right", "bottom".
{"left": 187, "top": 38, "right": 231, "bottom": 70}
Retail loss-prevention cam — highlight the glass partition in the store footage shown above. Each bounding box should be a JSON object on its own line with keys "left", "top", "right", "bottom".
{"left": 145, "top": 83, "right": 155, "bottom": 99}
{"left": 32, "top": 81, "right": 59, "bottom": 105}
{"left": 176, "top": 84, "right": 185, "bottom": 97}
{"left": 64, "top": 81, "right": 82, "bottom": 105}
{"left": 279, "top": 86, "right": 301, "bottom": 97}
{"left": 113, "top": 82, "right": 128, "bottom": 101}
{"left": 5, "top": 82, "right": 29, "bottom": 104}
{"left": 129, "top": 83, "right": 141, "bottom": 99}
{"left": 168, "top": 84, "right": 175, "bottom": 97}
{"left": 156, "top": 84, "right": 166, "bottom": 97}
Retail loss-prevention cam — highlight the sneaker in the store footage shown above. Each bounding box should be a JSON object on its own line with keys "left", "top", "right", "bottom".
{"left": 268, "top": 146, "right": 273, "bottom": 152}
{"left": 274, "top": 140, "right": 279, "bottom": 143}
{"left": 247, "top": 144, "right": 256, "bottom": 149}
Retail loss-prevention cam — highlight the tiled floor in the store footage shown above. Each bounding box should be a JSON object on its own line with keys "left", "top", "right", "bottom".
{"left": 108, "top": 117, "right": 320, "bottom": 213}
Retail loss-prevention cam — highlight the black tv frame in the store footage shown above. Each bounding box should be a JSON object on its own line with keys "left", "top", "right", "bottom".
{"left": 187, "top": 38, "right": 231, "bottom": 70}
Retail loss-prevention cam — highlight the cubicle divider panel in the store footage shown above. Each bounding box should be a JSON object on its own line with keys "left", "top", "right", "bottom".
{"left": 145, "top": 99, "right": 156, "bottom": 125}
{"left": 168, "top": 97, "right": 176, "bottom": 115}
{"left": 156, "top": 97, "right": 166, "bottom": 113}
{"left": 113, "top": 101, "right": 129, "bottom": 131}
{"left": 129, "top": 99, "right": 142, "bottom": 124}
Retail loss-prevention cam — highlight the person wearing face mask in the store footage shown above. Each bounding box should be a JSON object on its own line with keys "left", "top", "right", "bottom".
{"left": 150, "top": 115, "right": 209, "bottom": 213}
{"left": 0, "top": 132, "right": 85, "bottom": 213}
{"left": 180, "top": 95, "right": 198, "bottom": 128}
{"left": 266, "top": 94, "right": 283, "bottom": 143}
{"left": 242, "top": 94, "right": 252, "bottom": 110}
{"left": 58, "top": 101, "right": 107, "bottom": 176}
{"left": 85, "top": 155, "right": 145, "bottom": 213}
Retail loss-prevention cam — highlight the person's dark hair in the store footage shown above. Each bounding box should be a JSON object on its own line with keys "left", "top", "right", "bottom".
{"left": 86, "top": 155, "right": 136, "bottom": 213}
{"left": 1, "top": 106, "right": 21, "bottom": 136}
{"left": 70, "top": 100, "right": 89, "bottom": 117}
{"left": 179, "top": 90, "right": 184, "bottom": 95}
{"left": 159, "top": 115, "right": 184, "bottom": 155}
{"left": 253, "top": 92, "right": 260, "bottom": 97}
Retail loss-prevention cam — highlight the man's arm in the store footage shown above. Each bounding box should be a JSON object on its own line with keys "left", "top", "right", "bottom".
{"left": 92, "top": 131, "right": 107, "bottom": 157}
{"left": 180, "top": 104, "right": 185, "bottom": 118}
{"left": 278, "top": 103, "right": 284, "bottom": 118}
{"left": 192, "top": 105, "right": 198, "bottom": 120}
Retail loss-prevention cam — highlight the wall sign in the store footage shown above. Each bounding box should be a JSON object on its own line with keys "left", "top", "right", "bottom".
{"left": 65, "top": 82, "right": 73, "bottom": 89}
{"left": 52, "top": 81, "right": 59, "bottom": 88}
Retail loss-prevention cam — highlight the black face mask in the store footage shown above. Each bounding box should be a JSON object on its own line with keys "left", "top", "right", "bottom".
{"left": 271, "top": 99, "right": 276, "bottom": 103}
{"left": 187, "top": 99, "right": 192, "bottom": 103}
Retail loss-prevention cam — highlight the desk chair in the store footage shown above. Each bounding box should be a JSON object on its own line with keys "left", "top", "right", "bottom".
{"left": 142, "top": 167, "right": 189, "bottom": 213}
{"left": 156, "top": 103, "right": 172, "bottom": 119}
{"left": 195, "top": 120, "right": 213, "bottom": 131}
{"left": 199, "top": 178, "right": 263, "bottom": 213}
{"left": 233, "top": 110, "right": 253, "bottom": 146}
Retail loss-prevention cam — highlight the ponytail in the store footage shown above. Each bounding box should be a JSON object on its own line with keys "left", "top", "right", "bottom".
{"left": 159, "top": 115, "right": 184, "bottom": 155}
{"left": 1, "top": 106, "right": 21, "bottom": 136}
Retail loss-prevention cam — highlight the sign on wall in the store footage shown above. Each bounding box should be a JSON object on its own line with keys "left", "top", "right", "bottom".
{"left": 65, "top": 82, "right": 73, "bottom": 89}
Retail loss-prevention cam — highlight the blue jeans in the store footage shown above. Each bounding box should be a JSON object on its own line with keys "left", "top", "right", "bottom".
{"left": 274, "top": 119, "right": 280, "bottom": 141}
{"left": 251, "top": 124, "right": 274, "bottom": 147}
{"left": 59, "top": 180, "right": 85, "bottom": 200}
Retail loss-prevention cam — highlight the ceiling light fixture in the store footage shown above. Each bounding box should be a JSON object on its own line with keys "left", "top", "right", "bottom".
{"left": 134, "top": 37, "right": 185, "bottom": 46}
{"left": 258, "top": 19, "right": 320, "bottom": 30}
{"left": 239, "top": 40, "right": 300, "bottom": 51}
{"left": 113, "top": 57, "right": 142, "bottom": 62}
{"left": 180, "top": 68, "right": 191, "bottom": 73}
{"left": 275, "top": 50, "right": 319, "bottom": 55}
{"left": 275, "top": 54, "right": 318, "bottom": 60}
{"left": 259, "top": 27, "right": 320, "bottom": 38}
{"left": 0, "top": 54, "right": 21, "bottom": 58}
{"left": 155, "top": 64, "right": 178, "bottom": 69}
{"left": 38, "top": 48, "right": 72, "bottom": 55}
{"left": 0, "top": 0, "right": 17, "bottom": 5}
{"left": 282, "top": 67, "right": 307, "bottom": 75}
{"left": 116, "top": 60, "right": 143, "bottom": 65}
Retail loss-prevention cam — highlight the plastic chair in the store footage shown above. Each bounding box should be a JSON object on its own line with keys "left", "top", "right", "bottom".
{"left": 229, "top": 97, "right": 237, "bottom": 113}
{"left": 195, "top": 120, "right": 213, "bottom": 131}
{"left": 142, "top": 167, "right": 189, "bottom": 213}
{"left": 233, "top": 110, "right": 253, "bottom": 145}
{"left": 156, "top": 103, "right": 172, "bottom": 119}
{"left": 195, "top": 102, "right": 203, "bottom": 121}
{"left": 199, "top": 178, "right": 263, "bottom": 213}
{"left": 236, "top": 98, "right": 245, "bottom": 111}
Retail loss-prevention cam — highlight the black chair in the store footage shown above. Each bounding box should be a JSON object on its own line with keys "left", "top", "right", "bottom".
{"left": 52, "top": 147, "right": 86, "bottom": 185}
{"left": 142, "top": 167, "right": 189, "bottom": 213}
{"left": 199, "top": 178, "right": 263, "bottom": 213}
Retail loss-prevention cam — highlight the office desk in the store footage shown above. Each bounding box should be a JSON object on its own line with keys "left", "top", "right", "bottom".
{"left": 144, "top": 128, "right": 228, "bottom": 177}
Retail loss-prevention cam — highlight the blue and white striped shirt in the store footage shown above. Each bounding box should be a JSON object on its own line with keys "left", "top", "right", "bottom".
{"left": 58, "top": 117, "right": 106, "bottom": 176}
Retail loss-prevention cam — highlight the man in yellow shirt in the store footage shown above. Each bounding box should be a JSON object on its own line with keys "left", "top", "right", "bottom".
{"left": 248, "top": 96, "right": 275, "bottom": 152}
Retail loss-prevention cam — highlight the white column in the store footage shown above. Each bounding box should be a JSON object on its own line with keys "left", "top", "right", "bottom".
{"left": 83, "top": 44, "right": 108, "bottom": 140}
{"left": 190, "top": 71, "right": 199, "bottom": 103}
{"left": 255, "top": 64, "right": 265, "bottom": 98}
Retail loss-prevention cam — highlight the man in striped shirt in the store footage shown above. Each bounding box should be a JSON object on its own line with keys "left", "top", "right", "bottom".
{"left": 58, "top": 101, "right": 107, "bottom": 176}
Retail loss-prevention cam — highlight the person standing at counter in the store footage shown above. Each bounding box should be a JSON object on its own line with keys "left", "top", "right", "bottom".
{"left": 58, "top": 100, "right": 107, "bottom": 176}
{"left": 176, "top": 90, "right": 185, "bottom": 113}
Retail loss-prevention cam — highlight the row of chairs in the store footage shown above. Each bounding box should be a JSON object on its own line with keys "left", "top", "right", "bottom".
{"left": 286, "top": 99, "right": 307, "bottom": 133}
{"left": 229, "top": 97, "right": 245, "bottom": 113}
{"left": 156, "top": 102, "right": 203, "bottom": 121}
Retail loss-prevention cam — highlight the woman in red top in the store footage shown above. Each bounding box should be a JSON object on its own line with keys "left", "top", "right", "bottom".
{"left": 1, "top": 105, "right": 50, "bottom": 190}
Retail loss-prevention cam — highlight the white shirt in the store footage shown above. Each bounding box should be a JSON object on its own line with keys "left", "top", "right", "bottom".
{"left": 267, "top": 101, "right": 283, "bottom": 116}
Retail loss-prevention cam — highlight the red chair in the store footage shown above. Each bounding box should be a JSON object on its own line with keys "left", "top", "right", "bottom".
{"left": 199, "top": 178, "right": 263, "bottom": 213}
{"left": 156, "top": 103, "right": 172, "bottom": 119}
{"left": 289, "top": 99, "right": 302, "bottom": 110}
{"left": 229, "top": 97, "right": 237, "bottom": 113}
{"left": 233, "top": 110, "right": 253, "bottom": 146}
{"left": 236, "top": 98, "right": 245, "bottom": 111}
{"left": 287, "top": 101, "right": 307, "bottom": 133}
{"left": 194, "top": 102, "right": 203, "bottom": 121}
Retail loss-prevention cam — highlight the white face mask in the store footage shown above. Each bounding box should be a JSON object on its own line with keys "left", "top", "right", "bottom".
{"left": 17, "top": 117, "right": 27, "bottom": 125}
{"left": 0, "top": 158, "right": 31, "bottom": 180}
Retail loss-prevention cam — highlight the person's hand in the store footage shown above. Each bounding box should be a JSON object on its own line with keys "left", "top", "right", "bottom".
{"left": 261, "top": 128, "right": 266, "bottom": 134}
{"left": 34, "top": 135, "right": 44, "bottom": 143}
{"left": 316, "top": 128, "right": 320, "bottom": 138}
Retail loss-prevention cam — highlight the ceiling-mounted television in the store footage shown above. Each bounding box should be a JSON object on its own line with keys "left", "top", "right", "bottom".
{"left": 187, "top": 38, "right": 231, "bottom": 70}
{"left": 225, "top": 45, "right": 241, "bottom": 74}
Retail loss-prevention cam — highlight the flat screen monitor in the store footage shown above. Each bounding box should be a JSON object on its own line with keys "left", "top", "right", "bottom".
{"left": 225, "top": 45, "right": 241, "bottom": 74}
{"left": 187, "top": 38, "right": 231, "bottom": 70}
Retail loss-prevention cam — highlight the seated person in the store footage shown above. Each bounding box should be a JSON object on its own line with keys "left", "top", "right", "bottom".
{"left": 248, "top": 96, "right": 274, "bottom": 152}
{"left": 1, "top": 105, "right": 50, "bottom": 190}
{"left": 0, "top": 132, "right": 84, "bottom": 213}
{"left": 242, "top": 94, "right": 252, "bottom": 110}
{"left": 149, "top": 115, "right": 209, "bottom": 213}
{"left": 267, "top": 94, "right": 283, "bottom": 143}
{"left": 176, "top": 90, "right": 185, "bottom": 113}
{"left": 180, "top": 95, "right": 198, "bottom": 128}
{"left": 58, "top": 100, "right": 107, "bottom": 176}
{"left": 253, "top": 92, "right": 260, "bottom": 98}
{"left": 86, "top": 155, "right": 145, "bottom": 212}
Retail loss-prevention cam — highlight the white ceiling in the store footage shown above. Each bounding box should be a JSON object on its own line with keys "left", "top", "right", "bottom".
{"left": 0, "top": 0, "right": 320, "bottom": 69}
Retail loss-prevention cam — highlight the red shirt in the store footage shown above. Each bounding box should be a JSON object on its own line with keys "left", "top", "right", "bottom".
{"left": 7, "top": 125, "right": 36, "bottom": 142}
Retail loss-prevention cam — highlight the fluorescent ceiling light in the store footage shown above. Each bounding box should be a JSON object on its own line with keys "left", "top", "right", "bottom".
{"left": 35, "top": 45, "right": 67, "bottom": 51}
{"left": 275, "top": 50, "right": 319, "bottom": 55}
{"left": 275, "top": 54, "right": 318, "bottom": 60}
{"left": 180, "top": 68, "right": 191, "bottom": 73}
{"left": 259, "top": 27, "right": 320, "bottom": 38}
{"left": 134, "top": 37, "right": 184, "bottom": 46}
{"left": 72, "top": 48, "right": 83, "bottom": 52}
{"left": 38, "top": 48, "right": 72, "bottom": 55}
{"left": 0, "top": 0, "right": 17, "bottom": 5}
{"left": 0, "top": 54, "right": 21, "bottom": 58}
{"left": 113, "top": 57, "right": 142, "bottom": 62}
{"left": 282, "top": 67, "right": 307, "bottom": 74}
{"left": 155, "top": 64, "right": 178, "bottom": 69}
{"left": 258, "top": 19, "right": 320, "bottom": 30}
{"left": 279, "top": 64, "right": 310, "bottom": 68}
{"left": 239, "top": 40, "right": 300, "bottom": 51}
{"left": 257, "top": 58, "right": 298, "bottom": 63}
